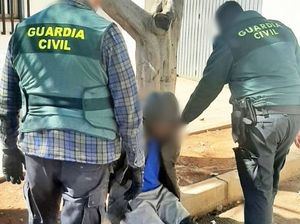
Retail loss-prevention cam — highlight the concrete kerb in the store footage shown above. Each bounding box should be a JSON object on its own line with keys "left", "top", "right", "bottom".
{"left": 180, "top": 177, "right": 227, "bottom": 216}
{"left": 187, "top": 124, "right": 232, "bottom": 135}
{"left": 180, "top": 148, "right": 300, "bottom": 216}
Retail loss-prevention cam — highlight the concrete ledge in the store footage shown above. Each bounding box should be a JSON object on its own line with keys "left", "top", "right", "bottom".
{"left": 181, "top": 177, "right": 227, "bottom": 216}
{"left": 217, "top": 170, "right": 242, "bottom": 204}
{"left": 188, "top": 124, "right": 231, "bottom": 136}
{"left": 181, "top": 149, "right": 300, "bottom": 216}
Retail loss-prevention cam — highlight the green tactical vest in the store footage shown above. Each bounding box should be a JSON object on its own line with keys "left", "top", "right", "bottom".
{"left": 12, "top": 2, "right": 118, "bottom": 140}
{"left": 224, "top": 11, "right": 300, "bottom": 107}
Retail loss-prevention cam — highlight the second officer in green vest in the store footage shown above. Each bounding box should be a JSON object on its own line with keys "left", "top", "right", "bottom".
{"left": 182, "top": 2, "right": 300, "bottom": 224}
{"left": 1, "top": 0, "right": 144, "bottom": 223}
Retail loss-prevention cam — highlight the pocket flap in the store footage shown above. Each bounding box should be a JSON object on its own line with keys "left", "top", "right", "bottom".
{"left": 83, "top": 86, "right": 117, "bottom": 131}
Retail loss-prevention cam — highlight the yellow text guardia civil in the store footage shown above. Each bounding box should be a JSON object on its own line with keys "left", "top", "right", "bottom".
{"left": 27, "top": 26, "right": 85, "bottom": 51}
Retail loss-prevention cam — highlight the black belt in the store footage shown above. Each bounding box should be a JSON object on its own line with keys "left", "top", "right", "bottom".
{"left": 28, "top": 94, "right": 112, "bottom": 111}
{"left": 255, "top": 106, "right": 300, "bottom": 115}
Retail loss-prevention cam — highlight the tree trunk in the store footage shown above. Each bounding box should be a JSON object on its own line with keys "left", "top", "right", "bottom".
{"left": 102, "top": 0, "right": 184, "bottom": 97}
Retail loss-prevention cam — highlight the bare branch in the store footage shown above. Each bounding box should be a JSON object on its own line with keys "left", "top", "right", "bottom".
{"left": 101, "top": 0, "right": 151, "bottom": 40}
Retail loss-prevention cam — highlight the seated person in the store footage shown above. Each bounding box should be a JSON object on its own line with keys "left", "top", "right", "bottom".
{"left": 108, "top": 92, "right": 197, "bottom": 224}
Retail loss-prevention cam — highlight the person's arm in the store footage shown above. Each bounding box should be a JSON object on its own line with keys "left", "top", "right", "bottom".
{"left": 181, "top": 37, "right": 233, "bottom": 124}
{"left": 101, "top": 24, "right": 145, "bottom": 169}
{"left": 0, "top": 37, "right": 24, "bottom": 184}
{"left": 161, "top": 136, "right": 181, "bottom": 198}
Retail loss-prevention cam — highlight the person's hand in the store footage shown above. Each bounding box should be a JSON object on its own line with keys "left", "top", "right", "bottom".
{"left": 295, "top": 131, "right": 300, "bottom": 149}
{"left": 2, "top": 149, "right": 25, "bottom": 184}
{"left": 120, "top": 166, "right": 144, "bottom": 201}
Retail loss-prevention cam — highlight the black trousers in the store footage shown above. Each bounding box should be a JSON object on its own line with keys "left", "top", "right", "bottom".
{"left": 234, "top": 114, "right": 300, "bottom": 224}
{"left": 24, "top": 155, "right": 111, "bottom": 224}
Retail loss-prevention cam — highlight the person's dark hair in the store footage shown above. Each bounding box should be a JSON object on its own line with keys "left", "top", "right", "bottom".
{"left": 216, "top": 1, "right": 244, "bottom": 31}
{"left": 143, "top": 92, "right": 180, "bottom": 123}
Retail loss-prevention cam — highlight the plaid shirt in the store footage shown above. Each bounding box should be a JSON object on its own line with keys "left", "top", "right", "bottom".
{"left": 0, "top": 5, "right": 144, "bottom": 167}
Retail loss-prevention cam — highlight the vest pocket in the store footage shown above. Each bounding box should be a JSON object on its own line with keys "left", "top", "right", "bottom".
{"left": 82, "top": 86, "right": 117, "bottom": 132}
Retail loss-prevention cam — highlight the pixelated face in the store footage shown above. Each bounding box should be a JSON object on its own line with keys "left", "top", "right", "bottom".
{"left": 88, "top": 0, "right": 102, "bottom": 9}
{"left": 147, "top": 120, "right": 182, "bottom": 142}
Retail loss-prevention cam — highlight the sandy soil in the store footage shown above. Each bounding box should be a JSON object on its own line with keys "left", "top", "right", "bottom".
{"left": 0, "top": 128, "right": 237, "bottom": 223}
{"left": 177, "top": 128, "right": 236, "bottom": 186}
{"left": 0, "top": 182, "right": 27, "bottom": 224}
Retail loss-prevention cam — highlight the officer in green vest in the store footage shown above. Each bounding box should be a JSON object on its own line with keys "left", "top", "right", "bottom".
{"left": 1, "top": 0, "right": 144, "bottom": 223}
{"left": 181, "top": 2, "right": 300, "bottom": 224}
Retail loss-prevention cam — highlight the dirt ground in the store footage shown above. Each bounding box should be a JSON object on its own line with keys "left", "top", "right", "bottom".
{"left": 177, "top": 128, "right": 236, "bottom": 186}
{"left": 0, "top": 128, "right": 236, "bottom": 223}
{"left": 0, "top": 182, "right": 26, "bottom": 224}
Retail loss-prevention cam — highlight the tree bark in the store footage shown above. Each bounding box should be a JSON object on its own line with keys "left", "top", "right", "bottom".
{"left": 102, "top": 0, "right": 184, "bottom": 96}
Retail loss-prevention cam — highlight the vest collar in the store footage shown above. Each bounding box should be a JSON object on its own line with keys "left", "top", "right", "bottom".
{"left": 64, "top": 0, "right": 94, "bottom": 11}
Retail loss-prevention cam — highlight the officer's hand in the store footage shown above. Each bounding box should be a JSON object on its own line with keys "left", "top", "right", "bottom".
{"left": 295, "top": 131, "right": 300, "bottom": 149}
{"left": 2, "top": 149, "right": 25, "bottom": 184}
{"left": 120, "top": 166, "right": 144, "bottom": 201}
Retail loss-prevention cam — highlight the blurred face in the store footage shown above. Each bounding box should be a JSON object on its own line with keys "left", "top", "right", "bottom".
{"left": 88, "top": 0, "right": 102, "bottom": 9}
{"left": 146, "top": 120, "right": 181, "bottom": 142}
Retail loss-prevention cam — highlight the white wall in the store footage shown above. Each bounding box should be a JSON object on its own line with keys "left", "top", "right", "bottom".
{"left": 263, "top": 0, "right": 300, "bottom": 40}
{"left": 0, "top": 35, "right": 10, "bottom": 72}
{"left": 30, "top": 1, "right": 54, "bottom": 14}
{"left": 0, "top": 1, "right": 54, "bottom": 72}
{"left": 112, "top": 0, "right": 145, "bottom": 69}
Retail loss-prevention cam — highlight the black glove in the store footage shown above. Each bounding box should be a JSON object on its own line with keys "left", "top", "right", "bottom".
{"left": 120, "top": 166, "right": 144, "bottom": 201}
{"left": 2, "top": 149, "right": 25, "bottom": 184}
{"left": 180, "top": 217, "right": 199, "bottom": 224}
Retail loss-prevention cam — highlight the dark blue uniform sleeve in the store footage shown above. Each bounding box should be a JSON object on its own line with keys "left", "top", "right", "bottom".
{"left": 182, "top": 37, "right": 233, "bottom": 124}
